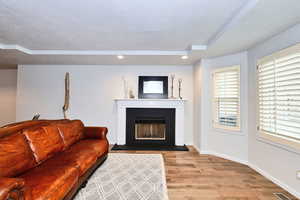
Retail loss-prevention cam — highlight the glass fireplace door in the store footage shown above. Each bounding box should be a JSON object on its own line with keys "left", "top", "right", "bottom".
{"left": 135, "top": 119, "right": 166, "bottom": 140}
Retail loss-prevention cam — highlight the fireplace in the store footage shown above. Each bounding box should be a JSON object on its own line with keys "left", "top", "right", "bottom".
{"left": 113, "top": 99, "right": 187, "bottom": 151}
{"left": 126, "top": 108, "right": 175, "bottom": 146}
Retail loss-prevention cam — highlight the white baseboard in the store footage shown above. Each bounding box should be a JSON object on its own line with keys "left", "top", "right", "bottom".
{"left": 199, "top": 149, "right": 248, "bottom": 165}
{"left": 191, "top": 146, "right": 300, "bottom": 199}
{"left": 248, "top": 163, "right": 300, "bottom": 199}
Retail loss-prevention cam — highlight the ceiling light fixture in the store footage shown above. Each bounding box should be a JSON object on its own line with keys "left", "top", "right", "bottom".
{"left": 117, "top": 55, "right": 124, "bottom": 59}
{"left": 181, "top": 55, "right": 188, "bottom": 60}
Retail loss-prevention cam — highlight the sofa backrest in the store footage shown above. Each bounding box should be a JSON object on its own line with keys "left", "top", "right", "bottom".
{"left": 0, "top": 131, "right": 37, "bottom": 177}
{"left": 0, "top": 119, "right": 84, "bottom": 177}
{"left": 1, "top": 119, "right": 69, "bottom": 128}
{"left": 56, "top": 120, "right": 84, "bottom": 148}
{"left": 0, "top": 119, "right": 69, "bottom": 138}
{"left": 22, "top": 124, "right": 65, "bottom": 163}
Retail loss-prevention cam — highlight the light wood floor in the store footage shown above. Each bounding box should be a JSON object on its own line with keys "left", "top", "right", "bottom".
{"left": 110, "top": 146, "right": 298, "bottom": 200}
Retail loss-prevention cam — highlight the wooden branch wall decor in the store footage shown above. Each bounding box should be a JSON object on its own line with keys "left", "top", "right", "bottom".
{"left": 62, "top": 72, "right": 70, "bottom": 119}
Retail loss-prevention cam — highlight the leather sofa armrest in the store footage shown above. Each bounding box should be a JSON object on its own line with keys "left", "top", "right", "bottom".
{"left": 0, "top": 178, "right": 29, "bottom": 200}
{"left": 83, "top": 127, "right": 108, "bottom": 140}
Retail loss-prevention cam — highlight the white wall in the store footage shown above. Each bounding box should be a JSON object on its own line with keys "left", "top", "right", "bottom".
{"left": 0, "top": 69, "right": 17, "bottom": 126}
{"left": 199, "top": 52, "right": 249, "bottom": 163}
{"left": 248, "top": 24, "right": 300, "bottom": 197}
{"left": 193, "top": 61, "right": 202, "bottom": 150}
{"left": 16, "top": 65, "right": 194, "bottom": 144}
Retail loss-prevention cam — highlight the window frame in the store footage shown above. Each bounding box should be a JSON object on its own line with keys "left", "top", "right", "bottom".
{"left": 256, "top": 43, "right": 300, "bottom": 151}
{"left": 212, "top": 65, "right": 241, "bottom": 131}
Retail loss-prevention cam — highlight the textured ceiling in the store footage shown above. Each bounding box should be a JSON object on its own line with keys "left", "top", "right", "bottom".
{"left": 202, "top": 0, "right": 300, "bottom": 58}
{"left": 0, "top": 0, "right": 245, "bottom": 50}
{"left": 0, "top": 0, "right": 300, "bottom": 66}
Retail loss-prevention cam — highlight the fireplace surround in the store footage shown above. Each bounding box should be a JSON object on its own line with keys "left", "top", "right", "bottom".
{"left": 113, "top": 99, "right": 187, "bottom": 150}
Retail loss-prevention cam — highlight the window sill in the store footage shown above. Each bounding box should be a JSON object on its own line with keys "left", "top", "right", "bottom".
{"left": 212, "top": 125, "right": 244, "bottom": 136}
{"left": 258, "top": 131, "right": 300, "bottom": 155}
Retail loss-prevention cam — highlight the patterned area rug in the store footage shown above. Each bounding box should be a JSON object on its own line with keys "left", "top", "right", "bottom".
{"left": 74, "top": 153, "right": 169, "bottom": 200}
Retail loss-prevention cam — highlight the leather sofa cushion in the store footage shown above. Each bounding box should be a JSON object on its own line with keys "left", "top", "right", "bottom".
{"left": 56, "top": 120, "right": 84, "bottom": 148}
{"left": 50, "top": 139, "right": 108, "bottom": 175}
{"left": 20, "top": 161, "right": 79, "bottom": 200}
{"left": 22, "top": 125, "right": 65, "bottom": 163}
{"left": 0, "top": 133, "right": 37, "bottom": 177}
{"left": 79, "top": 139, "right": 109, "bottom": 157}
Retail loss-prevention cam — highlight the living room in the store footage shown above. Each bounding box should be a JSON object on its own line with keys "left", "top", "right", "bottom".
{"left": 0, "top": 0, "right": 300, "bottom": 200}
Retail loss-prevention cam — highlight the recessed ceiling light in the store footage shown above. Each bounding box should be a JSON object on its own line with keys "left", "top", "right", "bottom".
{"left": 117, "top": 55, "right": 124, "bottom": 59}
{"left": 181, "top": 55, "right": 188, "bottom": 60}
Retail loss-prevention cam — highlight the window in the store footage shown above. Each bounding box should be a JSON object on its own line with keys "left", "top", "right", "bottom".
{"left": 213, "top": 66, "right": 240, "bottom": 130}
{"left": 258, "top": 43, "right": 300, "bottom": 142}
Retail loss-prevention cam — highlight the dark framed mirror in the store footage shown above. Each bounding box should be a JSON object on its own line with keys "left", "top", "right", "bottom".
{"left": 138, "top": 76, "right": 168, "bottom": 99}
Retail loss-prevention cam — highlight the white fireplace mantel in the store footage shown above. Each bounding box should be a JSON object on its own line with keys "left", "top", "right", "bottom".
{"left": 115, "top": 99, "right": 186, "bottom": 146}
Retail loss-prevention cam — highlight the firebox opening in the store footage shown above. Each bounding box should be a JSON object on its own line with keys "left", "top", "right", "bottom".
{"left": 135, "top": 119, "right": 166, "bottom": 140}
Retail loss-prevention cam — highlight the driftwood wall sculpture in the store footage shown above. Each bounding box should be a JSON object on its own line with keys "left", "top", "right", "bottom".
{"left": 62, "top": 72, "right": 70, "bottom": 119}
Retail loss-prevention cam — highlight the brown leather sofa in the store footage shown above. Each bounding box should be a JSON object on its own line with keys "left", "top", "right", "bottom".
{"left": 0, "top": 119, "right": 109, "bottom": 200}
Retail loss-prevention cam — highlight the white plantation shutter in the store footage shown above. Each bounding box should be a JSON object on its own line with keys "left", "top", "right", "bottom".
{"left": 258, "top": 44, "right": 300, "bottom": 141}
{"left": 213, "top": 66, "right": 240, "bottom": 130}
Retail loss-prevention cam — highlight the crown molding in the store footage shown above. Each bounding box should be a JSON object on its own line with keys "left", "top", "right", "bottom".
{"left": 0, "top": 44, "right": 32, "bottom": 54}
{"left": 0, "top": 43, "right": 207, "bottom": 56}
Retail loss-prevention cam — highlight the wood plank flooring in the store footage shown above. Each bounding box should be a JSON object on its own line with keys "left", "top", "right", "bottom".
{"left": 110, "top": 146, "right": 298, "bottom": 200}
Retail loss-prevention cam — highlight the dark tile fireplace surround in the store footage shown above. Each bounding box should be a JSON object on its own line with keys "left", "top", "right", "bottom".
{"left": 126, "top": 108, "right": 175, "bottom": 146}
